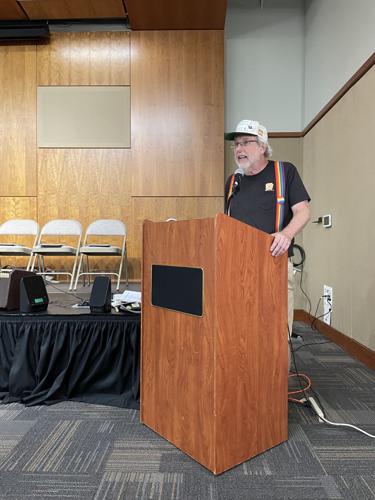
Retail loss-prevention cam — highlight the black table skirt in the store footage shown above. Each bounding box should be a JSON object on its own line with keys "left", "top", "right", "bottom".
{"left": 0, "top": 314, "right": 140, "bottom": 408}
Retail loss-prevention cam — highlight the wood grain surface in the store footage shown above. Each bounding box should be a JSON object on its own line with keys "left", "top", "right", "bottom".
{"left": 37, "top": 32, "right": 130, "bottom": 86}
{"left": 141, "top": 215, "right": 288, "bottom": 473}
{"left": 0, "top": 0, "right": 28, "bottom": 20}
{"left": 0, "top": 45, "right": 36, "bottom": 197}
{"left": 214, "top": 213, "right": 288, "bottom": 473}
{"left": 142, "top": 217, "right": 216, "bottom": 470}
{"left": 131, "top": 31, "right": 224, "bottom": 197}
{"left": 19, "top": 0, "right": 127, "bottom": 20}
{"left": 126, "top": 0, "right": 227, "bottom": 30}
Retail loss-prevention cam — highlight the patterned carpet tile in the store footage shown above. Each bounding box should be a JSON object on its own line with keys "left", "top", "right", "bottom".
{"left": 0, "top": 419, "right": 113, "bottom": 474}
{"left": 94, "top": 472, "right": 187, "bottom": 500}
{"left": 334, "top": 475, "right": 375, "bottom": 500}
{"left": 105, "top": 432, "right": 204, "bottom": 474}
{"left": 300, "top": 425, "right": 375, "bottom": 475}
{"left": 0, "top": 420, "right": 36, "bottom": 463}
{"left": 212, "top": 475, "right": 342, "bottom": 500}
{"left": 45, "top": 403, "right": 139, "bottom": 422}
{"left": 0, "top": 472, "right": 98, "bottom": 500}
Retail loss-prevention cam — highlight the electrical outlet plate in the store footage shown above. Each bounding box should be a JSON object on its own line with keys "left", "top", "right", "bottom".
{"left": 323, "top": 285, "right": 333, "bottom": 325}
{"left": 323, "top": 214, "right": 332, "bottom": 228}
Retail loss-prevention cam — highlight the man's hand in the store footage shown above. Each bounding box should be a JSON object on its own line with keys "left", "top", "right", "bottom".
{"left": 270, "top": 231, "right": 292, "bottom": 257}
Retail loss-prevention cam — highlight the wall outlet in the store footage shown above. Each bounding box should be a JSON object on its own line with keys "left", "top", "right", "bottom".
{"left": 323, "top": 285, "right": 333, "bottom": 325}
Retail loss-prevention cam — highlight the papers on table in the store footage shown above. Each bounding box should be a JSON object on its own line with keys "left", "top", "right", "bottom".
{"left": 112, "top": 290, "right": 141, "bottom": 307}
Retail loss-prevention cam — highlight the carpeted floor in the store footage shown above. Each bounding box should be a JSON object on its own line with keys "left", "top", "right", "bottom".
{"left": 0, "top": 321, "right": 375, "bottom": 499}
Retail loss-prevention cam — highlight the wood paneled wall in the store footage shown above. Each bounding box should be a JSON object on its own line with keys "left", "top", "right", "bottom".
{"left": 131, "top": 31, "right": 224, "bottom": 196}
{"left": 0, "top": 31, "right": 224, "bottom": 280}
{"left": 0, "top": 45, "right": 37, "bottom": 197}
{"left": 37, "top": 32, "right": 131, "bottom": 85}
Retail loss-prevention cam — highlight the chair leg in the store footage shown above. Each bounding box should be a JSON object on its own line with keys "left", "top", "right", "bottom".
{"left": 26, "top": 254, "right": 33, "bottom": 271}
{"left": 70, "top": 254, "right": 79, "bottom": 291}
{"left": 87, "top": 256, "right": 91, "bottom": 286}
{"left": 74, "top": 254, "right": 84, "bottom": 290}
{"left": 125, "top": 251, "right": 128, "bottom": 287}
{"left": 117, "top": 254, "right": 125, "bottom": 291}
{"left": 30, "top": 253, "right": 37, "bottom": 272}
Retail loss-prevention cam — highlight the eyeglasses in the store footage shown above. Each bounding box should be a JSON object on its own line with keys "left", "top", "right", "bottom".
{"left": 230, "top": 139, "right": 259, "bottom": 149}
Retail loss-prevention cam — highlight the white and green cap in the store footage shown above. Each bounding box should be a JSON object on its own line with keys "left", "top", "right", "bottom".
{"left": 225, "top": 119, "right": 268, "bottom": 143}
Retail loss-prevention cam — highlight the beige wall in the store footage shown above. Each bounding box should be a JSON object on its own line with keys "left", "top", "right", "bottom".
{"left": 0, "top": 31, "right": 224, "bottom": 279}
{"left": 303, "top": 66, "right": 375, "bottom": 350}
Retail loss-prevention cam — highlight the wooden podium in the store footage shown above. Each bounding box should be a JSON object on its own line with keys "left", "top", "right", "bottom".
{"left": 141, "top": 213, "right": 288, "bottom": 474}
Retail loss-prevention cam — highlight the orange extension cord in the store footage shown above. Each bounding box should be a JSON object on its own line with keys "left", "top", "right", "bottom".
{"left": 288, "top": 372, "right": 312, "bottom": 404}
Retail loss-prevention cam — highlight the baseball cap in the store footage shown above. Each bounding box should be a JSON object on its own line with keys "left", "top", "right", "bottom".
{"left": 224, "top": 119, "right": 268, "bottom": 143}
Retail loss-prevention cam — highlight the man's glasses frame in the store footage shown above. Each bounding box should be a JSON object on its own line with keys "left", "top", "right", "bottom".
{"left": 230, "top": 139, "right": 259, "bottom": 149}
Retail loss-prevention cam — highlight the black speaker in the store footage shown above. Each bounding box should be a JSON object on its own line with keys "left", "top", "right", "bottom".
{"left": 20, "top": 275, "right": 49, "bottom": 313}
{"left": 89, "top": 276, "right": 112, "bottom": 313}
{"left": 0, "top": 269, "right": 35, "bottom": 310}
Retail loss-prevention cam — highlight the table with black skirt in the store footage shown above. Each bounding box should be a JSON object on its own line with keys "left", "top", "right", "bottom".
{"left": 0, "top": 301, "right": 140, "bottom": 408}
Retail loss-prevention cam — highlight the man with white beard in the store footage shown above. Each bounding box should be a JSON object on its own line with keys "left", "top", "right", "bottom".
{"left": 225, "top": 119, "right": 310, "bottom": 371}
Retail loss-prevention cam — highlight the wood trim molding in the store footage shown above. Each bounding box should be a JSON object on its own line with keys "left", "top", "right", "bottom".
{"left": 268, "top": 52, "right": 375, "bottom": 139}
{"left": 294, "top": 309, "right": 375, "bottom": 372}
{"left": 269, "top": 132, "right": 302, "bottom": 138}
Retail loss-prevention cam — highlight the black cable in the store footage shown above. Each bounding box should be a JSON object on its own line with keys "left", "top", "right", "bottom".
{"left": 310, "top": 297, "right": 321, "bottom": 330}
{"left": 292, "top": 243, "right": 305, "bottom": 268}
{"left": 311, "top": 298, "right": 332, "bottom": 332}
{"left": 289, "top": 327, "right": 329, "bottom": 417}
{"left": 292, "top": 340, "right": 332, "bottom": 352}
{"left": 288, "top": 324, "right": 310, "bottom": 401}
{"left": 45, "top": 281, "right": 88, "bottom": 305}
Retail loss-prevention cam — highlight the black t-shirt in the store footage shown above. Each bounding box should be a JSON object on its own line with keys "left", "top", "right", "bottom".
{"left": 224, "top": 161, "right": 310, "bottom": 257}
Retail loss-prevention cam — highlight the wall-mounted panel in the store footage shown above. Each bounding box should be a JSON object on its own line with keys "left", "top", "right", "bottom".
{"left": 0, "top": 45, "right": 36, "bottom": 197}
{"left": 37, "top": 86, "right": 131, "bottom": 148}
{"left": 37, "top": 32, "right": 130, "bottom": 86}
{"left": 19, "top": 0, "right": 127, "bottom": 20}
{"left": 0, "top": 0, "right": 28, "bottom": 19}
{"left": 131, "top": 31, "right": 224, "bottom": 196}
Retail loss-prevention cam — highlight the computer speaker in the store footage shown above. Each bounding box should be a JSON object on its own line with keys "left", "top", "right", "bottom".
{"left": 89, "top": 276, "right": 112, "bottom": 313}
{"left": 0, "top": 269, "right": 35, "bottom": 310}
{"left": 19, "top": 275, "right": 49, "bottom": 313}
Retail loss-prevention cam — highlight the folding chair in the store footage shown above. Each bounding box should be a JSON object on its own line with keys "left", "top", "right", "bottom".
{"left": 73, "top": 219, "right": 127, "bottom": 291}
{"left": 30, "top": 219, "right": 82, "bottom": 290}
{"left": 0, "top": 219, "right": 39, "bottom": 272}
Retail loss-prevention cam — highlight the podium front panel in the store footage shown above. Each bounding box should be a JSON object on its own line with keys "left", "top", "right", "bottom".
{"left": 142, "top": 218, "right": 216, "bottom": 471}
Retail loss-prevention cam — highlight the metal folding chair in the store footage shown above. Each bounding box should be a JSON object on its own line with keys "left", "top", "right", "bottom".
{"left": 30, "top": 219, "right": 82, "bottom": 290}
{"left": 73, "top": 219, "right": 127, "bottom": 291}
{"left": 0, "top": 219, "right": 39, "bottom": 272}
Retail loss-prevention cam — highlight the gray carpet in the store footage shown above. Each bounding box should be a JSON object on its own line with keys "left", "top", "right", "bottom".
{"left": 1, "top": 321, "right": 375, "bottom": 499}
